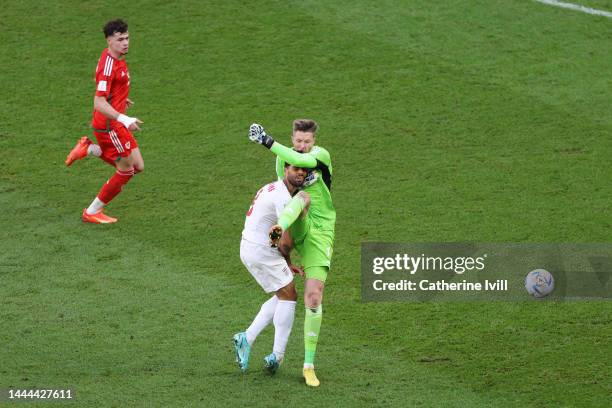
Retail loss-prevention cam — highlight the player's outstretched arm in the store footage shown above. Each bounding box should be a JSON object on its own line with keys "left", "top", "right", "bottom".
{"left": 248, "top": 123, "right": 317, "bottom": 168}
{"left": 270, "top": 141, "right": 317, "bottom": 168}
{"left": 268, "top": 192, "right": 310, "bottom": 247}
{"left": 277, "top": 191, "right": 310, "bottom": 231}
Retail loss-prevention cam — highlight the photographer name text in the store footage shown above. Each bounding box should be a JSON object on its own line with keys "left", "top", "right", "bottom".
{"left": 372, "top": 279, "right": 508, "bottom": 291}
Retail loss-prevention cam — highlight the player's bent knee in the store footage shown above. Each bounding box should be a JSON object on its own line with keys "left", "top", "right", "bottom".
{"left": 288, "top": 288, "right": 298, "bottom": 301}
{"left": 277, "top": 281, "right": 297, "bottom": 301}
{"left": 117, "top": 164, "right": 135, "bottom": 172}
{"left": 305, "top": 296, "right": 321, "bottom": 309}
{"left": 304, "top": 291, "right": 321, "bottom": 308}
{"left": 304, "top": 273, "right": 325, "bottom": 308}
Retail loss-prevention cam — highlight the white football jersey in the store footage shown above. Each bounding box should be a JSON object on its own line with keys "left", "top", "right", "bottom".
{"left": 242, "top": 180, "right": 291, "bottom": 246}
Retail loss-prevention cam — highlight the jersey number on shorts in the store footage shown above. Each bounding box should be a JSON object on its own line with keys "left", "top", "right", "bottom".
{"left": 246, "top": 187, "right": 263, "bottom": 217}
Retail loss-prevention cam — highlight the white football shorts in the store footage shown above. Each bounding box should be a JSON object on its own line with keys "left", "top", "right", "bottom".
{"left": 240, "top": 239, "right": 293, "bottom": 293}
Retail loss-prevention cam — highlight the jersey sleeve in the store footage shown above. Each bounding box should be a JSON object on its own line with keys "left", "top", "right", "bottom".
{"left": 275, "top": 156, "right": 285, "bottom": 180}
{"left": 312, "top": 146, "right": 331, "bottom": 167}
{"left": 273, "top": 191, "right": 287, "bottom": 219}
{"left": 94, "top": 57, "right": 114, "bottom": 98}
{"left": 270, "top": 141, "right": 318, "bottom": 168}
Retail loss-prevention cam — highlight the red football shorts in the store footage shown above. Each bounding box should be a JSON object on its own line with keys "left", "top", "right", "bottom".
{"left": 93, "top": 127, "right": 138, "bottom": 163}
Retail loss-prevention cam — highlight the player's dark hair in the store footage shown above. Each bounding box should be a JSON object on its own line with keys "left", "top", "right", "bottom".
{"left": 284, "top": 162, "right": 308, "bottom": 173}
{"left": 103, "top": 19, "right": 128, "bottom": 38}
{"left": 293, "top": 119, "right": 318, "bottom": 135}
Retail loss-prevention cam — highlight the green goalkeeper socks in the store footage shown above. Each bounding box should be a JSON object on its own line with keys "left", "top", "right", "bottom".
{"left": 278, "top": 194, "right": 307, "bottom": 231}
{"left": 304, "top": 305, "right": 322, "bottom": 366}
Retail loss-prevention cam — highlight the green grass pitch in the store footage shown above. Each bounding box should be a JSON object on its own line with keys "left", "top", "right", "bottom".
{"left": 1, "top": 0, "right": 610, "bottom": 406}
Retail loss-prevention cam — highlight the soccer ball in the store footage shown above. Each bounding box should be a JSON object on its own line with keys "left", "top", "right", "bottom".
{"left": 525, "top": 269, "right": 554, "bottom": 298}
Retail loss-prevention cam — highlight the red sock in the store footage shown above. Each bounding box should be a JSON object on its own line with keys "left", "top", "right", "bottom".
{"left": 97, "top": 169, "right": 134, "bottom": 204}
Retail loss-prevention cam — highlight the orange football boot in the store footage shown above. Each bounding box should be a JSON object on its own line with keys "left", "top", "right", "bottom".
{"left": 82, "top": 208, "right": 117, "bottom": 224}
{"left": 65, "top": 136, "right": 92, "bottom": 166}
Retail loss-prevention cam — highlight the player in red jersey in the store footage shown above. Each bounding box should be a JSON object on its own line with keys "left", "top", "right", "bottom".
{"left": 65, "top": 19, "right": 143, "bottom": 224}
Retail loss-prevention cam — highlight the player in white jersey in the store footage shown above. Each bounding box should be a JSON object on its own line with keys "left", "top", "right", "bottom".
{"left": 234, "top": 163, "right": 310, "bottom": 374}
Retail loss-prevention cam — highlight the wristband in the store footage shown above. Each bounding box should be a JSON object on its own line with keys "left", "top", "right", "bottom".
{"left": 117, "top": 113, "right": 135, "bottom": 128}
{"left": 262, "top": 135, "right": 275, "bottom": 149}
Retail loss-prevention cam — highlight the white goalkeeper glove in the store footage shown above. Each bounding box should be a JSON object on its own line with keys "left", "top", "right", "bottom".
{"left": 248, "top": 123, "right": 275, "bottom": 149}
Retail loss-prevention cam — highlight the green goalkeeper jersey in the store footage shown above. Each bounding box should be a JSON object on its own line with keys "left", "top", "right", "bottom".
{"left": 271, "top": 142, "right": 336, "bottom": 231}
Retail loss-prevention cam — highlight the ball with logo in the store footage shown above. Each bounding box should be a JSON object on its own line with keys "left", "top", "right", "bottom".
{"left": 525, "top": 269, "right": 554, "bottom": 298}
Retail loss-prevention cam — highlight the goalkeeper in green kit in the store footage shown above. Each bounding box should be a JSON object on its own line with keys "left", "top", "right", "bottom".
{"left": 249, "top": 120, "right": 334, "bottom": 387}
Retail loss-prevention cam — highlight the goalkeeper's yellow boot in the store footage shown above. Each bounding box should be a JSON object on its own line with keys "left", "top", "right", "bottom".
{"left": 303, "top": 368, "right": 320, "bottom": 387}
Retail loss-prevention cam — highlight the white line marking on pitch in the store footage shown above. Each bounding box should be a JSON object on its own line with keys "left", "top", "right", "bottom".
{"left": 534, "top": 0, "right": 612, "bottom": 18}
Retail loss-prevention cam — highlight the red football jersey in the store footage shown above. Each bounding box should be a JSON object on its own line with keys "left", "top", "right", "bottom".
{"left": 91, "top": 48, "right": 130, "bottom": 132}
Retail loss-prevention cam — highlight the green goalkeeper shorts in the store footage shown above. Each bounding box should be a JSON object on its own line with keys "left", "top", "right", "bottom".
{"left": 290, "top": 215, "right": 335, "bottom": 281}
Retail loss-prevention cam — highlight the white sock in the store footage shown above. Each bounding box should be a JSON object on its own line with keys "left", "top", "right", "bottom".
{"left": 246, "top": 296, "right": 278, "bottom": 345}
{"left": 86, "top": 197, "right": 106, "bottom": 215}
{"left": 272, "top": 300, "right": 296, "bottom": 361}
{"left": 87, "top": 144, "right": 102, "bottom": 157}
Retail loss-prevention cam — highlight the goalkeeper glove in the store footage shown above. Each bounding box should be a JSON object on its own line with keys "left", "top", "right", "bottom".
{"left": 248, "top": 123, "right": 275, "bottom": 149}
{"left": 268, "top": 225, "right": 283, "bottom": 248}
